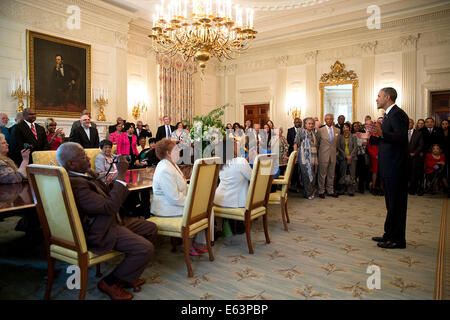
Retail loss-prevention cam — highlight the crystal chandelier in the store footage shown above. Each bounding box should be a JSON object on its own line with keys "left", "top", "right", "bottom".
{"left": 150, "top": 0, "right": 257, "bottom": 71}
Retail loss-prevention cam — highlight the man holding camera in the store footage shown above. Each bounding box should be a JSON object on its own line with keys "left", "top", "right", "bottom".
{"left": 56, "top": 142, "right": 158, "bottom": 300}
{"left": 13, "top": 108, "right": 48, "bottom": 165}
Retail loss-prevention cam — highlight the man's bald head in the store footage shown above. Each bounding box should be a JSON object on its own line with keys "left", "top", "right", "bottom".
{"left": 56, "top": 142, "right": 90, "bottom": 173}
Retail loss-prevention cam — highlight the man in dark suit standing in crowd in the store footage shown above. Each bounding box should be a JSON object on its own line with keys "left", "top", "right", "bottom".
{"left": 407, "top": 118, "right": 424, "bottom": 195}
{"left": 335, "top": 115, "right": 345, "bottom": 134}
{"left": 287, "top": 117, "right": 302, "bottom": 191}
{"left": 56, "top": 142, "right": 157, "bottom": 300}
{"left": 109, "top": 117, "right": 125, "bottom": 135}
{"left": 70, "top": 109, "right": 97, "bottom": 138}
{"left": 13, "top": 108, "right": 48, "bottom": 165}
{"left": 70, "top": 114, "right": 100, "bottom": 148}
{"left": 358, "top": 87, "right": 409, "bottom": 249}
{"left": 134, "top": 120, "right": 152, "bottom": 143}
{"left": 155, "top": 116, "right": 176, "bottom": 142}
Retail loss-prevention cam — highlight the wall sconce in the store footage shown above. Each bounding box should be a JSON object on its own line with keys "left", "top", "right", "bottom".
{"left": 132, "top": 101, "right": 148, "bottom": 120}
{"left": 94, "top": 87, "right": 109, "bottom": 121}
{"left": 10, "top": 73, "right": 30, "bottom": 113}
{"left": 287, "top": 105, "right": 301, "bottom": 120}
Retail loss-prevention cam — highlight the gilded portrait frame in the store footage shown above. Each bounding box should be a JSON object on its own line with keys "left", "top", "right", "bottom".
{"left": 319, "top": 61, "right": 358, "bottom": 122}
{"left": 27, "top": 30, "right": 91, "bottom": 118}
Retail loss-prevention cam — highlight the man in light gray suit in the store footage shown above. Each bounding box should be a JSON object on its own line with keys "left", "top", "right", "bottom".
{"left": 317, "top": 113, "right": 340, "bottom": 198}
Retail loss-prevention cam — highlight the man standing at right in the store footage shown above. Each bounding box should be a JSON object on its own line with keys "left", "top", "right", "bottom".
{"left": 317, "top": 113, "right": 340, "bottom": 198}
{"left": 358, "top": 87, "right": 409, "bottom": 249}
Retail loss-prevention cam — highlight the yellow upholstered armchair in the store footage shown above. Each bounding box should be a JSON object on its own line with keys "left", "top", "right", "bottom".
{"left": 268, "top": 151, "right": 297, "bottom": 231}
{"left": 147, "top": 157, "right": 220, "bottom": 277}
{"left": 32, "top": 148, "right": 101, "bottom": 171}
{"left": 26, "top": 164, "right": 122, "bottom": 300}
{"left": 32, "top": 150, "right": 58, "bottom": 166}
{"left": 213, "top": 154, "right": 275, "bottom": 254}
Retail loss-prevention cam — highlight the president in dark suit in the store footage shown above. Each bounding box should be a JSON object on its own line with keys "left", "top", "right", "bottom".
{"left": 407, "top": 118, "right": 424, "bottom": 195}
{"left": 56, "top": 142, "right": 157, "bottom": 300}
{"left": 13, "top": 108, "right": 49, "bottom": 165}
{"left": 155, "top": 116, "right": 176, "bottom": 142}
{"left": 70, "top": 115, "right": 100, "bottom": 148}
{"left": 359, "top": 87, "right": 409, "bottom": 249}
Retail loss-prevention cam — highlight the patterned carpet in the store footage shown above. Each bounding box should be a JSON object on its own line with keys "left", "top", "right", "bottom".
{"left": 0, "top": 192, "right": 445, "bottom": 300}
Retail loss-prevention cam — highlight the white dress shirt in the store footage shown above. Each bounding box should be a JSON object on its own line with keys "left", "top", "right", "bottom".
{"left": 151, "top": 159, "right": 187, "bottom": 217}
{"left": 385, "top": 103, "right": 396, "bottom": 115}
{"left": 82, "top": 125, "right": 90, "bottom": 140}
{"left": 214, "top": 157, "right": 252, "bottom": 208}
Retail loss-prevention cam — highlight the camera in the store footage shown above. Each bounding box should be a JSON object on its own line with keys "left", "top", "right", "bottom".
{"left": 113, "top": 155, "right": 131, "bottom": 163}
{"left": 23, "top": 143, "right": 33, "bottom": 151}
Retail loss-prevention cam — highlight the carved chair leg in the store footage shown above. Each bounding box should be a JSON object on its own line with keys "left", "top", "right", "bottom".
{"left": 182, "top": 235, "right": 193, "bottom": 277}
{"left": 44, "top": 255, "right": 55, "bottom": 300}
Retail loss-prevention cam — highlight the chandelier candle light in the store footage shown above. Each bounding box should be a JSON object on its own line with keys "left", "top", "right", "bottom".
{"left": 10, "top": 73, "right": 30, "bottom": 113}
{"left": 94, "top": 87, "right": 108, "bottom": 121}
{"left": 150, "top": 0, "right": 256, "bottom": 71}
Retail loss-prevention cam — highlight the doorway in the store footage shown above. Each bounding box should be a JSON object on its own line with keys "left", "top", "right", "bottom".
{"left": 244, "top": 104, "right": 270, "bottom": 127}
{"left": 430, "top": 91, "right": 450, "bottom": 124}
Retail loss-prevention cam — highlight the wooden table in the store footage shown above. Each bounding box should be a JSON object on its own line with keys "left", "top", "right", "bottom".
{"left": 125, "top": 165, "right": 193, "bottom": 191}
{"left": 0, "top": 165, "right": 194, "bottom": 215}
{"left": 0, "top": 182, "right": 35, "bottom": 215}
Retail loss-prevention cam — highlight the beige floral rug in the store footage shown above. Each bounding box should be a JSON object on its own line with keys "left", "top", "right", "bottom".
{"left": 0, "top": 192, "right": 445, "bottom": 300}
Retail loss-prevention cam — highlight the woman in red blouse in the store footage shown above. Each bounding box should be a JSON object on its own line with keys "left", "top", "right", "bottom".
{"left": 45, "top": 118, "right": 65, "bottom": 150}
{"left": 425, "top": 144, "right": 447, "bottom": 193}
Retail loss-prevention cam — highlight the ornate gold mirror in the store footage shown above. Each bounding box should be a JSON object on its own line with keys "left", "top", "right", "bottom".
{"left": 319, "top": 61, "right": 358, "bottom": 122}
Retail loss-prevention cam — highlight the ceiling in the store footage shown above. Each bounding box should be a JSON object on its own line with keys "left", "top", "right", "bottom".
{"left": 101, "top": 0, "right": 450, "bottom": 44}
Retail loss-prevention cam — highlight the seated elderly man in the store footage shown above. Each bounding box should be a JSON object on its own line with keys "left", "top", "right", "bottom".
{"left": 56, "top": 142, "right": 157, "bottom": 300}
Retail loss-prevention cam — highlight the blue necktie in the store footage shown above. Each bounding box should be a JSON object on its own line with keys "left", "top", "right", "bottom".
{"left": 328, "top": 126, "right": 333, "bottom": 142}
{"left": 166, "top": 126, "right": 170, "bottom": 138}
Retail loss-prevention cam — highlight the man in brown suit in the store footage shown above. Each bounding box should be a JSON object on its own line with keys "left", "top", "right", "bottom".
{"left": 56, "top": 142, "right": 157, "bottom": 300}
{"left": 317, "top": 113, "right": 340, "bottom": 198}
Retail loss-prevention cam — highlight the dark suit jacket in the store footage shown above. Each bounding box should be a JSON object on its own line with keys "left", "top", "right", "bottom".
{"left": 69, "top": 175, "right": 129, "bottom": 255}
{"left": 287, "top": 127, "right": 299, "bottom": 154}
{"left": 408, "top": 129, "right": 424, "bottom": 157}
{"left": 420, "top": 126, "right": 442, "bottom": 154}
{"left": 134, "top": 128, "right": 152, "bottom": 143}
{"left": 14, "top": 120, "right": 49, "bottom": 165}
{"left": 155, "top": 125, "right": 176, "bottom": 142}
{"left": 369, "top": 105, "right": 409, "bottom": 178}
{"left": 70, "top": 120, "right": 97, "bottom": 139}
{"left": 70, "top": 126, "right": 100, "bottom": 148}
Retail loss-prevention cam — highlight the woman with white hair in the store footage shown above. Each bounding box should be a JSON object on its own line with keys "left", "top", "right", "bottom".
{"left": 0, "top": 133, "right": 30, "bottom": 184}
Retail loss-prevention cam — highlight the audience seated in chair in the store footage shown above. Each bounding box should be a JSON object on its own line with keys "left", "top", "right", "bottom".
{"left": 0, "top": 133, "right": 30, "bottom": 184}
{"left": 214, "top": 140, "right": 252, "bottom": 237}
{"left": 55, "top": 142, "right": 157, "bottom": 300}
{"left": 150, "top": 138, "right": 208, "bottom": 255}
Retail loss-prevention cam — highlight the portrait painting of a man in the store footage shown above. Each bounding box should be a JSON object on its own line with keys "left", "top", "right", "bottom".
{"left": 28, "top": 30, "right": 91, "bottom": 118}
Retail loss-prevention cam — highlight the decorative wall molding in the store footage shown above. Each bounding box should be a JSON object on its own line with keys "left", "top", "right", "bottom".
{"left": 115, "top": 31, "right": 129, "bottom": 49}
{"left": 275, "top": 55, "right": 289, "bottom": 68}
{"left": 401, "top": 34, "right": 420, "bottom": 51}
{"left": 360, "top": 41, "right": 377, "bottom": 57}
{"left": 304, "top": 50, "right": 318, "bottom": 64}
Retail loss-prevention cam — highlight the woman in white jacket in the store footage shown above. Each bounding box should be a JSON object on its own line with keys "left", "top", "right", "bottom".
{"left": 214, "top": 141, "right": 252, "bottom": 236}
{"left": 150, "top": 138, "right": 207, "bottom": 255}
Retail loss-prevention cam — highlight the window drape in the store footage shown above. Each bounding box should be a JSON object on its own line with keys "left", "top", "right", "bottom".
{"left": 157, "top": 54, "right": 196, "bottom": 123}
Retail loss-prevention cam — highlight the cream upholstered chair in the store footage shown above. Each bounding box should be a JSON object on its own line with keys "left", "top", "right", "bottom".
{"left": 213, "top": 154, "right": 275, "bottom": 254}
{"left": 268, "top": 151, "right": 297, "bottom": 231}
{"left": 147, "top": 157, "right": 220, "bottom": 277}
{"left": 32, "top": 148, "right": 101, "bottom": 171}
{"left": 111, "top": 144, "right": 118, "bottom": 155}
{"left": 26, "top": 164, "right": 122, "bottom": 300}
